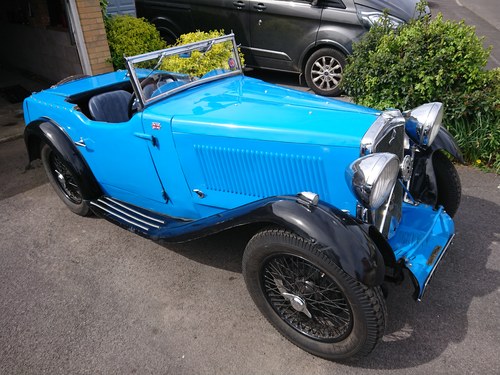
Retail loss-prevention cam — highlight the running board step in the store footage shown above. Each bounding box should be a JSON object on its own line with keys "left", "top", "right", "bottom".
{"left": 89, "top": 196, "right": 185, "bottom": 238}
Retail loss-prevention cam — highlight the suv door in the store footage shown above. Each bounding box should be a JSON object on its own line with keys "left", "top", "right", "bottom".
{"left": 247, "top": 0, "right": 322, "bottom": 72}
{"left": 190, "top": 0, "right": 251, "bottom": 48}
{"left": 135, "top": 0, "right": 194, "bottom": 44}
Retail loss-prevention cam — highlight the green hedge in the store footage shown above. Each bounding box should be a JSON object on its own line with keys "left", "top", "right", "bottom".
{"left": 161, "top": 30, "right": 245, "bottom": 77}
{"left": 105, "top": 15, "right": 166, "bottom": 70}
{"left": 342, "top": 5, "right": 499, "bottom": 172}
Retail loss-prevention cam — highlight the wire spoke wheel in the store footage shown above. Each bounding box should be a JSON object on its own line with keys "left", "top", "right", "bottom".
{"left": 41, "top": 144, "right": 90, "bottom": 216}
{"left": 263, "top": 254, "right": 353, "bottom": 342}
{"left": 49, "top": 152, "right": 83, "bottom": 204}
{"left": 243, "top": 228, "right": 387, "bottom": 360}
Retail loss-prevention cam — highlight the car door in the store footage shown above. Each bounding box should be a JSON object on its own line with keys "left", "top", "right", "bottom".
{"left": 73, "top": 112, "right": 172, "bottom": 214}
{"left": 248, "top": 0, "right": 322, "bottom": 72}
{"left": 190, "top": 0, "right": 251, "bottom": 48}
{"left": 135, "top": 0, "right": 195, "bottom": 44}
{"left": 139, "top": 106, "right": 200, "bottom": 219}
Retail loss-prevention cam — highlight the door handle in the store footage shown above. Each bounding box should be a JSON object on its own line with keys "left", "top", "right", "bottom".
{"left": 74, "top": 137, "right": 86, "bottom": 148}
{"left": 233, "top": 0, "right": 245, "bottom": 9}
{"left": 254, "top": 3, "right": 266, "bottom": 11}
{"left": 134, "top": 132, "right": 158, "bottom": 147}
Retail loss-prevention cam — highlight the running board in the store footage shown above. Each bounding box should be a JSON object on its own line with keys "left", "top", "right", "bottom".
{"left": 89, "top": 196, "right": 184, "bottom": 238}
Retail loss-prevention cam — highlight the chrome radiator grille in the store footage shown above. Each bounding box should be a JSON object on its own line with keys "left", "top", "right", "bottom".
{"left": 371, "top": 125, "right": 405, "bottom": 160}
{"left": 361, "top": 111, "right": 406, "bottom": 237}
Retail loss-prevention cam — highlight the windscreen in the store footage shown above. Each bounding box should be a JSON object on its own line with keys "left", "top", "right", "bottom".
{"left": 126, "top": 35, "right": 242, "bottom": 105}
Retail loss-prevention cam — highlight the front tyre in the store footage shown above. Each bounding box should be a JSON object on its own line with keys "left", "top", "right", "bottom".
{"left": 41, "top": 144, "right": 90, "bottom": 216}
{"left": 304, "top": 48, "right": 346, "bottom": 97}
{"left": 242, "top": 228, "right": 386, "bottom": 360}
{"left": 433, "top": 151, "right": 461, "bottom": 217}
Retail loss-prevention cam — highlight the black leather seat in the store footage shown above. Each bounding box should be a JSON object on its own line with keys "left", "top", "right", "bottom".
{"left": 88, "top": 90, "right": 131, "bottom": 123}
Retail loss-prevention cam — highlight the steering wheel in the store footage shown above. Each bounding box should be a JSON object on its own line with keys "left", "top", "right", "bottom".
{"left": 128, "top": 73, "right": 178, "bottom": 118}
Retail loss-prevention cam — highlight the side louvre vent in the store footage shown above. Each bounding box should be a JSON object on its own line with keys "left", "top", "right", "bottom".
{"left": 194, "top": 145, "right": 329, "bottom": 200}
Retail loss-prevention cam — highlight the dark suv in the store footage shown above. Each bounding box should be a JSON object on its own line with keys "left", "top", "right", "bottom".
{"left": 135, "top": 0, "right": 424, "bottom": 96}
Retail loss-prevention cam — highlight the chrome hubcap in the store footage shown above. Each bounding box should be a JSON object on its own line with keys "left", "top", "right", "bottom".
{"left": 284, "top": 292, "right": 312, "bottom": 319}
{"left": 55, "top": 170, "right": 65, "bottom": 186}
{"left": 275, "top": 278, "right": 313, "bottom": 318}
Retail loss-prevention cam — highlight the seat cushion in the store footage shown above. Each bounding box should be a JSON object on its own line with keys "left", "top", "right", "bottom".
{"left": 88, "top": 90, "right": 131, "bottom": 123}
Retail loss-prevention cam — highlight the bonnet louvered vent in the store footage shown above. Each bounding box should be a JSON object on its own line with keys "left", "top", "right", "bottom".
{"left": 194, "top": 145, "right": 329, "bottom": 200}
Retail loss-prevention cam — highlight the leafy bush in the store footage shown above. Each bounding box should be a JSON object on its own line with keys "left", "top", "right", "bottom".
{"left": 342, "top": 4, "right": 499, "bottom": 171}
{"left": 161, "top": 30, "right": 244, "bottom": 77}
{"left": 343, "top": 13, "right": 491, "bottom": 120}
{"left": 99, "top": 0, "right": 109, "bottom": 20}
{"left": 105, "top": 15, "right": 166, "bottom": 70}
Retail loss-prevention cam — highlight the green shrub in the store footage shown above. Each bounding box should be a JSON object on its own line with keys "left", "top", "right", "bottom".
{"left": 99, "top": 0, "right": 109, "bottom": 20}
{"left": 161, "top": 30, "right": 244, "bottom": 77}
{"left": 342, "top": 4, "right": 499, "bottom": 171}
{"left": 105, "top": 15, "right": 166, "bottom": 70}
{"left": 342, "top": 12, "right": 491, "bottom": 120}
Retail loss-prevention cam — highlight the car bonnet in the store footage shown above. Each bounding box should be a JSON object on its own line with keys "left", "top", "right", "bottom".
{"left": 148, "top": 76, "right": 380, "bottom": 149}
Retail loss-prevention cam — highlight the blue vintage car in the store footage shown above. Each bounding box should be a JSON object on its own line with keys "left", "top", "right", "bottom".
{"left": 24, "top": 34, "right": 462, "bottom": 360}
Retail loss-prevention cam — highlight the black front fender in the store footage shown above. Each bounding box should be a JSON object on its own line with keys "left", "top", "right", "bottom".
{"left": 410, "top": 127, "right": 463, "bottom": 205}
{"left": 152, "top": 197, "right": 386, "bottom": 287}
{"left": 24, "top": 119, "right": 102, "bottom": 200}
{"left": 430, "top": 127, "right": 464, "bottom": 163}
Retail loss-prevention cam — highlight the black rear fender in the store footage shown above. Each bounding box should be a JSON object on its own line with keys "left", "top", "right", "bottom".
{"left": 24, "top": 119, "right": 102, "bottom": 200}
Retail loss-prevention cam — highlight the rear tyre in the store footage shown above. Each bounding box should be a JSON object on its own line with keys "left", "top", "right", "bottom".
{"left": 41, "top": 144, "right": 90, "bottom": 216}
{"left": 304, "top": 48, "right": 346, "bottom": 97}
{"left": 242, "top": 228, "right": 386, "bottom": 360}
{"left": 433, "top": 151, "right": 461, "bottom": 217}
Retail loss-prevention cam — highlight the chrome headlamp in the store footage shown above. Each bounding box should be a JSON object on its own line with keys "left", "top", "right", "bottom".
{"left": 405, "top": 102, "right": 443, "bottom": 147}
{"left": 345, "top": 153, "right": 400, "bottom": 210}
{"left": 356, "top": 4, "right": 404, "bottom": 28}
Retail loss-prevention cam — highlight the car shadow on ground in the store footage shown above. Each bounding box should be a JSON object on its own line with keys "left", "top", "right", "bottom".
{"left": 159, "top": 224, "right": 258, "bottom": 274}
{"left": 161, "top": 194, "right": 500, "bottom": 368}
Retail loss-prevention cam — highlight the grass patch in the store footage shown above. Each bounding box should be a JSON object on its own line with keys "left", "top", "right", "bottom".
{"left": 446, "top": 112, "right": 500, "bottom": 173}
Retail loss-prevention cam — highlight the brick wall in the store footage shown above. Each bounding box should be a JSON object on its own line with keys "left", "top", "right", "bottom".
{"left": 76, "top": 0, "right": 113, "bottom": 74}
